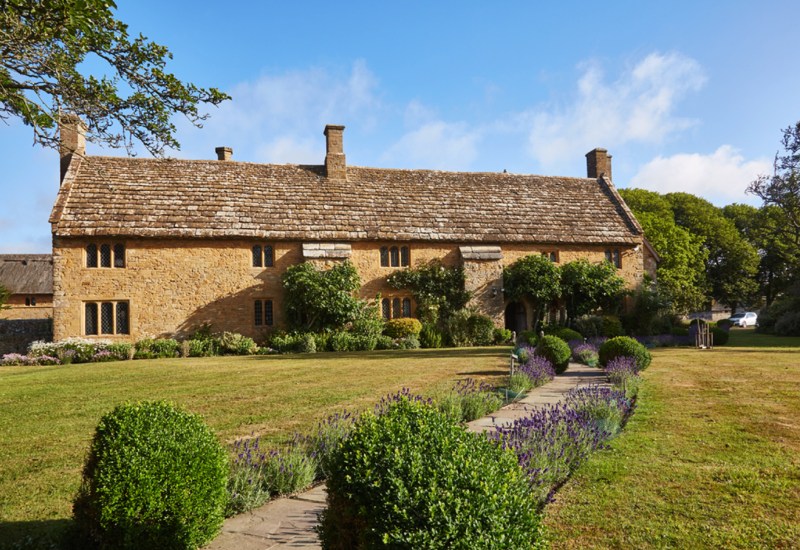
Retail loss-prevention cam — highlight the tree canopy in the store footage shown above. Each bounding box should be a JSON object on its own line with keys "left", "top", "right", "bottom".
{"left": 619, "top": 188, "right": 708, "bottom": 313}
{"left": 559, "top": 259, "right": 625, "bottom": 322}
{"left": 748, "top": 121, "right": 800, "bottom": 276}
{"left": 1, "top": 0, "right": 229, "bottom": 155}
{"left": 503, "top": 254, "right": 561, "bottom": 332}
{"left": 666, "top": 192, "right": 760, "bottom": 310}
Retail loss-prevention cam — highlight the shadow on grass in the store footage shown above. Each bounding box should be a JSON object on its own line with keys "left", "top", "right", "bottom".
{"left": 0, "top": 518, "right": 74, "bottom": 549}
{"left": 245, "top": 347, "right": 511, "bottom": 362}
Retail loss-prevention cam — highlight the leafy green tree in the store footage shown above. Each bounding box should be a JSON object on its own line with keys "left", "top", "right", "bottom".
{"left": 1, "top": 0, "right": 229, "bottom": 155}
{"left": 387, "top": 261, "right": 471, "bottom": 325}
{"left": 503, "top": 254, "right": 560, "bottom": 333}
{"left": 281, "top": 261, "right": 362, "bottom": 332}
{"left": 748, "top": 121, "right": 800, "bottom": 279}
{"left": 667, "top": 192, "right": 760, "bottom": 311}
{"left": 723, "top": 203, "right": 793, "bottom": 306}
{"left": 619, "top": 188, "right": 708, "bottom": 313}
{"left": 0, "top": 284, "right": 9, "bottom": 310}
{"left": 559, "top": 259, "right": 625, "bottom": 323}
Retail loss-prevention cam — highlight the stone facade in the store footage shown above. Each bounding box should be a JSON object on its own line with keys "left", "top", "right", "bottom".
{"left": 49, "top": 121, "right": 654, "bottom": 342}
{"left": 53, "top": 237, "right": 643, "bottom": 342}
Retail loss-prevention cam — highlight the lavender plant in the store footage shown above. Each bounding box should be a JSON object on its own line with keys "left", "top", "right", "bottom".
{"left": 570, "top": 342, "right": 599, "bottom": 367}
{"left": 518, "top": 354, "right": 556, "bottom": 388}
{"left": 437, "top": 378, "right": 503, "bottom": 422}
{"left": 604, "top": 356, "right": 641, "bottom": 398}
{"left": 226, "top": 437, "right": 270, "bottom": 516}
{"left": 564, "top": 385, "right": 633, "bottom": 436}
{"left": 489, "top": 384, "right": 634, "bottom": 505}
{"left": 261, "top": 446, "right": 317, "bottom": 496}
{"left": 305, "top": 410, "right": 358, "bottom": 479}
{"left": 490, "top": 402, "right": 610, "bottom": 505}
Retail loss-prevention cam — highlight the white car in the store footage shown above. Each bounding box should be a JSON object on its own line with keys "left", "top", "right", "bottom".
{"left": 728, "top": 312, "right": 758, "bottom": 327}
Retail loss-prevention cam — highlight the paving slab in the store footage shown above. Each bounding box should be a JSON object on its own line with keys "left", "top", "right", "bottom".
{"left": 206, "top": 362, "right": 608, "bottom": 549}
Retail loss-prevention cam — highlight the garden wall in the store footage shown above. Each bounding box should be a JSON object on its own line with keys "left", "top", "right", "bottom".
{"left": 0, "top": 319, "right": 53, "bottom": 355}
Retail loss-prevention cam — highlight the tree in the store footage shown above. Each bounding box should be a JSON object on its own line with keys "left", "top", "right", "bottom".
{"left": 667, "top": 192, "right": 760, "bottom": 311}
{"left": 723, "top": 203, "right": 793, "bottom": 306}
{"left": 281, "top": 261, "right": 363, "bottom": 332}
{"left": 502, "top": 255, "right": 560, "bottom": 333}
{"left": 559, "top": 259, "right": 625, "bottom": 323}
{"left": 748, "top": 121, "right": 800, "bottom": 277}
{"left": 619, "top": 188, "right": 708, "bottom": 314}
{"left": 0, "top": 284, "right": 9, "bottom": 310}
{"left": 1, "top": 0, "right": 229, "bottom": 155}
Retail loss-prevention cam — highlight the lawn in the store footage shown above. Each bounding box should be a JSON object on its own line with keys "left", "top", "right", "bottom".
{"left": 0, "top": 347, "right": 509, "bottom": 543}
{"left": 544, "top": 329, "right": 800, "bottom": 549}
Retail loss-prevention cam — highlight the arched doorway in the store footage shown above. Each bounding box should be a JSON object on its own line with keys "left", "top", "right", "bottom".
{"left": 504, "top": 301, "right": 527, "bottom": 334}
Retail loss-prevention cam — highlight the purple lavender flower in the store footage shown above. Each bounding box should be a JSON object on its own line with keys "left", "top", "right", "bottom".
{"left": 518, "top": 354, "right": 555, "bottom": 388}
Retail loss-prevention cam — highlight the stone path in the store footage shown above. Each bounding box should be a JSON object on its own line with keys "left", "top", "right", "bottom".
{"left": 205, "top": 362, "right": 608, "bottom": 550}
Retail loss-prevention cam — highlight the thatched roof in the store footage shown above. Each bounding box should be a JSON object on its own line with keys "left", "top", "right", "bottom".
{"left": 0, "top": 255, "right": 53, "bottom": 294}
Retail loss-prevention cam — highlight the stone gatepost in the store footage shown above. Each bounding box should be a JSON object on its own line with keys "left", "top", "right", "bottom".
{"left": 459, "top": 246, "right": 504, "bottom": 327}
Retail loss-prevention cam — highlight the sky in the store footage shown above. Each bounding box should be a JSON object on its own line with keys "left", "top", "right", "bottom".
{"left": 2, "top": 1, "right": 799, "bottom": 253}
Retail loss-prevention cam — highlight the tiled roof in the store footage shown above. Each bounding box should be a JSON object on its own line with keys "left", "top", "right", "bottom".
{"left": 0, "top": 255, "right": 53, "bottom": 294}
{"left": 50, "top": 157, "right": 643, "bottom": 245}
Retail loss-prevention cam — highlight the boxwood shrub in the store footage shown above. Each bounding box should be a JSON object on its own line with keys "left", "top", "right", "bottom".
{"left": 535, "top": 334, "right": 571, "bottom": 374}
{"left": 599, "top": 336, "right": 652, "bottom": 371}
{"left": 544, "top": 325, "right": 583, "bottom": 343}
{"left": 319, "top": 398, "right": 543, "bottom": 549}
{"left": 383, "top": 317, "right": 423, "bottom": 339}
{"left": 73, "top": 401, "right": 228, "bottom": 549}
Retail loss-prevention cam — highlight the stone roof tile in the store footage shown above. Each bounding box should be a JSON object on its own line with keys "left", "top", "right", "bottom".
{"left": 50, "top": 157, "right": 643, "bottom": 245}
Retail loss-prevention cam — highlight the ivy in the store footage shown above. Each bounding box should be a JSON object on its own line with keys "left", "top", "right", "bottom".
{"left": 387, "top": 261, "right": 471, "bottom": 324}
{"left": 281, "top": 261, "right": 363, "bottom": 332}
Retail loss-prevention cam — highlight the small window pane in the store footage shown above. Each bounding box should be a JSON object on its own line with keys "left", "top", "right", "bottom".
{"left": 264, "top": 245, "right": 274, "bottom": 267}
{"left": 392, "top": 298, "right": 401, "bottom": 318}
{"left": 265, "top": 300, "right": 274, "bottom": 326}
{"left": 85, "top": 303, "right": 98, "bottom": 335}
{"left": 252, "top": 245, "right": 262, "bottom": 268}
{"left": 402, "top": 298, "right": 411, "bottom": 317}
{"left": 382, "top": 298, "right": 391, "bottom": 320}
{"left": 25, "top": 297, "right": 30, "bottom": 306}
{"left": 254, "top": 300, "right": 263, "bottom": 326}
{"left": 116, "top": 302, "right": 129, "bottom": 334}
{"left": 380, "top": 247, "right": 389, "bottom": 267}
{"left": 613, "top": 250, "right": 621, "bottom": 269}
{"left": 86, "top": 244, "right": 98, "bottom": 268}
{"left": 400, "top": 246, "right": 409, "bottom": 267}
{"left": 390, "top": 247, "right": 400, "bottom": 267}
{"left": 31, "top": 297, "right": 36, "bottom": 306}
{"left": 100, "top": 244, "right": 111, "bottom": 268}
{"left": 101, "top": 302, "right": 114, "bottom": 334}
{"left": 550, "top": 251, "right": 557, "bottom": 263}
{"left": 113, "top": 244, "right": 125, "bottom": 268}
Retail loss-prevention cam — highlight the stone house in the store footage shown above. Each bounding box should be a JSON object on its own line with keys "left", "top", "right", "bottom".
{"left": 0, "top": 254, "right": 54, "bottom": 320}
{"left": 50, "top": 118, "right": 656, "bottom": 342}
{"left": 0, "top": 254, "right": 54, "bottom": 354}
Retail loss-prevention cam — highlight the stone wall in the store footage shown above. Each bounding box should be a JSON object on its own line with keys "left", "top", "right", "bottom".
{"left": 0, "top": 318, "right": 53, "bottom": 355}
{"left": 53, "top": 237, "right": 645, "bottom": 342}
{"left": 0, "top": 294, "right": 53, "bottom": 320}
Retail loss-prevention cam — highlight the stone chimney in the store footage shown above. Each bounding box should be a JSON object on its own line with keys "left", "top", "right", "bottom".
{"left": 215, "top": 146, "right": 233, "bottom": 161}
{"left": 586, "top": 148, "right": 612, "bottom": 180}
{"left": 324, "top": 124, "right": 346, "bottom": 180}
{"left": 59, "top": 114, "right": 86, "bottom": 183}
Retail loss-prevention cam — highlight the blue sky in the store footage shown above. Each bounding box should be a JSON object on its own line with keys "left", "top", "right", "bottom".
{"left": 2, "top": 1, "right": 799, "bottom": 252}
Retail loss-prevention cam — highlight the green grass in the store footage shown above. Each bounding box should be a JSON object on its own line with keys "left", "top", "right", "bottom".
{"left": 544, "top": 329, "right": 800, "bottom": 549}
{"left": 0, "top": 348, "right": 509, "bottom": 543}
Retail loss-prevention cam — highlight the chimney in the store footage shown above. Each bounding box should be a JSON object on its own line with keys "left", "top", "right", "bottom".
{"left": 59, "top": 114, "right": 86, "bottom": 182}
{"left": 324, "top": 124, "right": 346, "bottom": 180}
{"left": 586, "top": 148, "right": 612, "bottom": 180}
{"left": 215, "top": 146, "right": 233, "bottom": 161}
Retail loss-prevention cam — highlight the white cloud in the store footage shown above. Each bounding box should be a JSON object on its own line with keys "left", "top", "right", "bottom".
{"left": 526, "top": 52, "right": 707, "bottom": 169}
{"left": 382, "top": 120, "right": 481, "bottom": 170}
{"left": 629, "top": 146, "right": 771, "bottom": 205}
{"left": 172, "top": 60, "right": 381, "bottom": 163}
